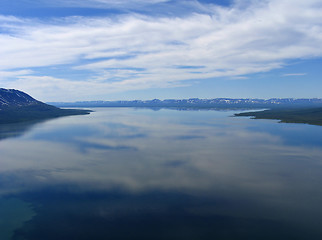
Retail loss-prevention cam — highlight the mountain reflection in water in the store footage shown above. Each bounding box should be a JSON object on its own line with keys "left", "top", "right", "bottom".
{"left": 0, "top": 120, "right": 46, "bottom": 141}
{"left": 1, "top": 108, "right": 322, "bottom": 240}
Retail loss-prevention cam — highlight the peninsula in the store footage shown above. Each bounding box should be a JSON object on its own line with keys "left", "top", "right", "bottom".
{"left": 0, "top": 88, "right": 91, "bottom": 124}
{"left": 235, "top": 108, "right": 322, "bottom": 126}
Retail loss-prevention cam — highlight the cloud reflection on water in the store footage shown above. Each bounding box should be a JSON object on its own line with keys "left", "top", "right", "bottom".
{"left": 1, "top": 108, "right": 322, "bottom": 238}
{"left": 1, "top": 108, "right": 322, "bottom": 195}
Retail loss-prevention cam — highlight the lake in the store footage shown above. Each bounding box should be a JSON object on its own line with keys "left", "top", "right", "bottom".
{"left": 1, "top": 107, "right": 322, "bottom": 240}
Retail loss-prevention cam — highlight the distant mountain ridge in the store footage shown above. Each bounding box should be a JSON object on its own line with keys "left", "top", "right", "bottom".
{"left": 50, "top": 98, "right": 322, "bottom": 109}
{"left": 0, "top": 88, "right": 90, "bottom": 124}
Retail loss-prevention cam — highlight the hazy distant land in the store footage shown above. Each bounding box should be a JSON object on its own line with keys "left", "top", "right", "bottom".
{"left": 49, "top": 98, "right": 322, "bottom": 109}
{"left": 50, "top": 98, "right": 322, "bottom": 126}
{"left": 2, "top": 88, "right": 322, "bottom": 126}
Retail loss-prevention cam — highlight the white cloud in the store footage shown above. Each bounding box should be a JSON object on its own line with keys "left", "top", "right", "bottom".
{"left": 33, "top": 0, "right": 170, "bottom": 9}
{"left": 0, "top": 0, "right": 322, "bottom": 100}
{"left": 0, "top": 70, "right": 33, "bottom": 79}
{"left": 3, "top": 75, "right": 185, "bottom": 102}
{"left": 283, "top": 73, "right": 307, "bottom": 77}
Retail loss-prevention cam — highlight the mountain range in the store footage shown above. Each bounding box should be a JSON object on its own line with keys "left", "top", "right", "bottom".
{"left": 2, "top": 88, "right": 322, "bottom": 126}
{"left": 49, "top": 98, "right": 322, "bottom": 109}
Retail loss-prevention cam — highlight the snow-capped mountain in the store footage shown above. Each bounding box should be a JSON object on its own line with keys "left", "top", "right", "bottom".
{"left": 0, "top": 88, "right": 39, "bottom": 107}
{"left": 0, "top": 88, "right": 90, "bottom": 124}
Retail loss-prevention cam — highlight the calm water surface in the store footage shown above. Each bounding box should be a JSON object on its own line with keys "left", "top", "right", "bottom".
{"left": 1, "top": 108, "right": 322, "bottom": 239}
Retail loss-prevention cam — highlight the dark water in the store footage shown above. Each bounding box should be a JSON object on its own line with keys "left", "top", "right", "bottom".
{"left": 1, "top": 108, "right": 322, "bottom": 240}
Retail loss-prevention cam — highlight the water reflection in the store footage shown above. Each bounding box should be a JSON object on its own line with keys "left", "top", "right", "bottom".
{"left": 0, "top": 120, "right": 45, "bottom": 141}
{"left": 0, "top": 198, "right": 35, "bottom": 240}
{"left": 1, "top": 108, "right": 322, "bottom": 239}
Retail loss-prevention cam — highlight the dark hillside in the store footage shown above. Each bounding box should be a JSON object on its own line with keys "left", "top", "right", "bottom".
{"left": 0, "top": 88, "right": 90, "bottom": 124}
{"left": 235, "top": 108, "right": 322, "bottom": 126}
{"left": 0, "top": 88, "right": 40, "bottom": 106}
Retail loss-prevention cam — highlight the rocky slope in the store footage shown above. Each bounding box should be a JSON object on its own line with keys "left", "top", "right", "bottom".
{"left": 0, "top": 88, "right": 40, "bottom": 107}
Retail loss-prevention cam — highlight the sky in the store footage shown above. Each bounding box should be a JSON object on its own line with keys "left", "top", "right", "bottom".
{"left": 0, "top": 0, "right": 322, "bottom": 102}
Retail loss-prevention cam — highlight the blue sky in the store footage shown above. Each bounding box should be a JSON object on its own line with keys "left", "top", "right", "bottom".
{"left": 0, "top": 0, "right": 322, "bottom": 101}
